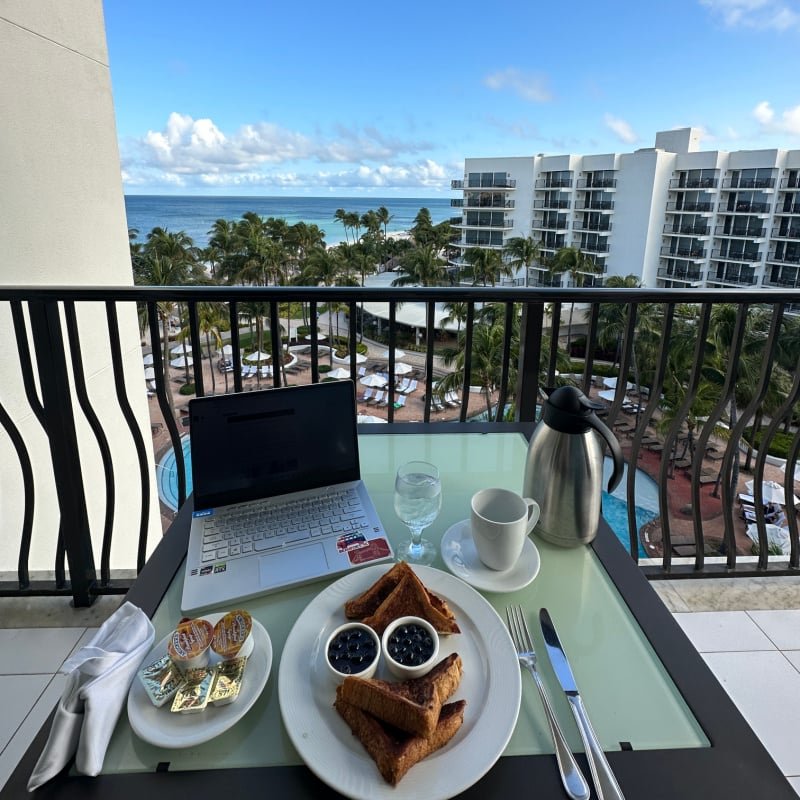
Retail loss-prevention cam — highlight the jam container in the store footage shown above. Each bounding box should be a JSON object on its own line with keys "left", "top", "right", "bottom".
{"left": 211, "top": 610, "right": 253, "bottom": 660}
{"left": 325, "top": 622, "right": 381, "bottom": 681}
{"left": 167, "top": 618, "right": 214, "bottom": 671}
{"left": 381, "top": 616, "right": 440, "bottom": 679}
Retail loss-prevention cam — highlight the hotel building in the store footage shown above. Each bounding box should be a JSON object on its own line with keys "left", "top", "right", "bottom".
{"left": 450, "top": 128, "right": 800, "bottom": 290}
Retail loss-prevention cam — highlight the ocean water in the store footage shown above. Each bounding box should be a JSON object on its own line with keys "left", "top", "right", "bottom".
{"left": 125, "top": 195, "right": 453, "bottom": 248}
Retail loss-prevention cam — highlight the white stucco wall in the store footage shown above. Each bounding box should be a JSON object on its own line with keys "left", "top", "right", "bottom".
{"left": 0, "top": 2, "right": 160, "bottom": 577}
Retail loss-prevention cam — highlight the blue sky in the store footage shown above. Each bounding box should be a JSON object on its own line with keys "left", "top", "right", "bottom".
{"left": 104, "top": 0, "right": 800, "bottom": 197}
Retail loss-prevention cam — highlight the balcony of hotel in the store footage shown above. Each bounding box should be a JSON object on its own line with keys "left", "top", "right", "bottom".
{"left": 533, "top": 198, "right": 571, "bottom": 210}
{"left": 663, "top": 223, "right": 710, "bottom": 237}
{"left": 660, "top": 245, "right": 707, "bottom": 261}
{"left": 669, "top": 177, "right": 719, "bottom": 190}
{"left": 725, "top": 201, "right": 772, "bottom": 215}
{"left": 763, "top": 269, "right": 800, "bottom": 289}
{"left": 578, "top": 240, "right": 610, "bottom": 254}
{"left": 533, "top": 216, "right": 570, "bottom": 233}
{"left": 574, "top": 200, "right": 615, "bottom": 211}
{"left": 574, "top": 220, "right": 613, "bottom": 233}
{"left": 723, "top": 177, "right": 776, "bottom": 191}
{"left": 767, "top": 251, "right": 800, "bottom": 266}
{"left": 576, "top": 177, "right": 617, "bottom": 189}
{"left": 711, "top": 248, "right": 763, "bottom": 264}
{"left": 780, "top": 175, "right": 800, "bottom": 190}
{"left": 714, "top": 225, "right": 767, "bottom": 240}
{"left": 656, "top": 266, "right": 704, "bottom": 284}
{"left": 535, "top": 177, "right": 573, "bottom": 189}
{"left": 666, "top": 201, "right": 715, "bottom": 213}
{"left": 775, "top": 202, "right": 800, "bottom": 215}
{"left": 772, "top": 224, "right": 800, "bottom": 239}
{"left": 708, "top": 265, "right": 759, "bottom": 286}
{"left": 460, "top": 196, "right": 515, "bottom": 209}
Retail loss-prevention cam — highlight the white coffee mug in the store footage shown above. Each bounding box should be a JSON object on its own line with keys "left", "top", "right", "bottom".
{"left": 470, "top": 488, "right": 540, "bottom": 571}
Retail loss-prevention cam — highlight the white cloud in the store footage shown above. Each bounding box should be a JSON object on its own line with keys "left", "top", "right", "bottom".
{"left": 752, "top": 100, "right": 800, "bottom": 134}
{"left": 700, "top": 0, "right": 800, "bottom": 30}
{"left": 482, "top": 68, "right": 552, "bottom": 102}
{"left": 603, "top": 114, "right": 638, "bottom": 144}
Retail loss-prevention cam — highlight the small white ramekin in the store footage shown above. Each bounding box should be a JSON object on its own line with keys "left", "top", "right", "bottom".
{"left": 381, "top": 616, "right": 440, "bottom": 680}
{"left": 325, "top": 622, "right": 381, "bottom": 681}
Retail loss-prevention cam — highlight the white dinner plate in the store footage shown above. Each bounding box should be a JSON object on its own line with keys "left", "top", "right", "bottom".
{"left": 127, "top": 612, "right": 272, "bottom": 749}
{"left": 441, "top": 519, "right": 541, "bottom": 593}
{"left": 278, "top": 564, "right": 521, "bottom": 800}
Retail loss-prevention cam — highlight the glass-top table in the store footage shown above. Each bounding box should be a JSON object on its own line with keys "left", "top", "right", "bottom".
{"left": 8, "top": 426, "right": 795, "bottom": 799}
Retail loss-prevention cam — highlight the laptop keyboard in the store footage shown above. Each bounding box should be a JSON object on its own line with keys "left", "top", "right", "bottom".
{"left": 199, "top": 486, "right": 370, "bottom": 563}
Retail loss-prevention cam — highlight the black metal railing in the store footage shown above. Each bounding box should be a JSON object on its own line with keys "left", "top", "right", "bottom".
{"left": 5, "top": 285, "right": 800, "bottom": 606}
{"left": 577, "top": 178, "right": 617, "bottom": 189}
{"left": 535, "top": 178, "right": 573, "bottom": 189}
{"left": 664, "top": 224, "right": 710, "bottom": 236}
{"left": 669, "top": 177, "right": 718, "bottom": 190}
{"left": 714, "top": 225, "right": 766, "bottom": 238}
{"left": 667, "top": 201, "right": 715, "bottom": 213}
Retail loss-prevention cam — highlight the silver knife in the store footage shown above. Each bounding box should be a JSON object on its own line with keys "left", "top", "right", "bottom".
{"left": 540, "top": 608, "right": 626, "bottom": 800}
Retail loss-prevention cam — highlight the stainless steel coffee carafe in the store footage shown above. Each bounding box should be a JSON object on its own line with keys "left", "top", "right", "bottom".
{"left": 522, "top": 386, "right": 623, "bottom": 547}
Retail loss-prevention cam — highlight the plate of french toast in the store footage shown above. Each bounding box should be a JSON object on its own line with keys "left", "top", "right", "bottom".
{"left": 278, "top": 561, "right": 521, "bottom": 800}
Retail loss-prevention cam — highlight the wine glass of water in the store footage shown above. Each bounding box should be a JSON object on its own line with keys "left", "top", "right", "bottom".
{"left": 394, "top": 461, "right": 441, "bottom": 566}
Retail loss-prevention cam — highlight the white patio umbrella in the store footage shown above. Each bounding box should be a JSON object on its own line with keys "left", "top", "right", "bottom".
{"left": 380, "top": 348, "right": 406, "bottom": 360}
{"left": 328, "top": 367, "right": 352, "bottom": 379}
{"left": 598, "top": 389, "right": 617, "bottom": 402}
{"left": 169, "top": 355, "right": 193, "bottom": 368}
{"left": 745, "top": 522, "right": 790, "bottom": 555}
{"left": 305, "top": 333, "right": 327, "bottom": 341}
{"left": 780, "top": 461, "right": 800, "bottom": 482}
{"left": 142, "top": 353, "right": 154, "bottom": 365}
{"left": 360, "top": 374, "right": 388, "bottom": 388}
{"left": 744, "top": 479, "right": 799, "bottom": 506}
{"left": 603, "top": 377, "right": 634, "bottom": 390}
{"left": 393, "top": 362, "right": 413, "bottom": 376}
{"left": 357, "top": 414, "right": 388, "bottom": 424}
{"left": 244, "top": 350, "right": 271, "bottom": 362}
{"left": 170, "top": 343, "right": 190, "bottom": 355}
{"left": 143, "top": 367, "right": 155, "bottom": 380}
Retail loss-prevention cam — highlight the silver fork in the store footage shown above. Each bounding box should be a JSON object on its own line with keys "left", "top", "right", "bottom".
{"left": 507, "top": 605, "right": 591, "bottom": 800}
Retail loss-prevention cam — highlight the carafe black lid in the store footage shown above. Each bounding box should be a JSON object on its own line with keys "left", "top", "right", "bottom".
{"left": 542, "top": 385, "right": 604, "bottom": 433}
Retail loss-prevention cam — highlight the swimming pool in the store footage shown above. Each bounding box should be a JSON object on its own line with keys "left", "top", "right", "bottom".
{"left": 157, "top": 443, "right": 660, "bottom": 558}
{"left": 156, "top": 435, "right": 191, "bottom": 511}
{"left": 603, "top": 457, "right": 659, "bottom": 558}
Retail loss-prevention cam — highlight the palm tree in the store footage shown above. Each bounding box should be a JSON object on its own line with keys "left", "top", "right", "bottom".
{"left": 462, "top": 247, "right": 511, "bottom": 287}
{"left": 333, "top": 208, "right": 349, "bottom": 243}
{"left": 391, "top": 244, "right": 449, "bottom": 287}
{"left": 504, "top": 236, "right": 541, "bottom": 287}
{"left": 410, "top": 208, "right": 434, "bottom": 247}
{"left": 441, "top": 301, "right": 469, "bottom": 336}
{"left": 549, "top": 246, "right": 603, "bottom": 355}
{"left": 376, "top": 206, "right": 393, "bottom": 242}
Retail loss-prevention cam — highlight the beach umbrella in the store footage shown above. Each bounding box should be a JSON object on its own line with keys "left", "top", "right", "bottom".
{"left": 598, "top": 389, "right": 616, "bottom": 402}
{"left": 328, "top": 367, "right": 352, "bottom": 380}
{"left": 393, "top": 362, "right": 413, "bottom": 376}
{"left": 244, "top": 350, "right": 271, "bottom": 362}
{"left": 142, "top": 353, "right": 154, "bottom": 365}
{"left": 360, "top": 374, "right": 388, "bottom": 388}
{"left": 380, "top": 348, "right": 406, "bottom": 360}
{"left": 357, "top": 414, "right": 388, "bottom": 424}
{"left": 143, "top": 367, "right": 155, "bottom": 380}
{"left": 170, "top": 343, "right": 190, "bottom": 355}
{"left": 744, "top": 479, "right": 799, "bottom": 506}
{"left": 603, "top": 377, "right": 634, "bottom": 390}
{"left": 169, "top": 355, "right": 193, "bottom": 368}
{"left": 780, "top": 461, "right": 800, "bottom": 482}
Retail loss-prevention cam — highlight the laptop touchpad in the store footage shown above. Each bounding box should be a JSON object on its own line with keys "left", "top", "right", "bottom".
{"left": 258, "top": 544, "right": 329, "bottom": 588}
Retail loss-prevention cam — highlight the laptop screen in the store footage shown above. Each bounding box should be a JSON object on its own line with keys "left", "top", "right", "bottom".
{"left": 188, "top": 381, "right": 361, "bottom": 510}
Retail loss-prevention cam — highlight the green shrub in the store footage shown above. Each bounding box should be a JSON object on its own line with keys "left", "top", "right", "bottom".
{"left": 745, "top": 427, "right": 793, "bottom": 459}
{"left": 178, "top": 383, "right": 195, "bottom": 395}
{"left": 318, "top": 364, "right": 332, "bottom": 373}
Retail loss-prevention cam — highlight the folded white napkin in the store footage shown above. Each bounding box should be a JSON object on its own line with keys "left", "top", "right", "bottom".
{"left": 28, "top": 601, "right": 155, "bottom": 790}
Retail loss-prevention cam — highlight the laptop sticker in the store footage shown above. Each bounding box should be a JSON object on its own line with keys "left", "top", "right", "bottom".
{"left": 349, "top": 538, "right": 391, "bottom": 564}
{"left": 336, "top": 532, "right": 368, "bottom": 553}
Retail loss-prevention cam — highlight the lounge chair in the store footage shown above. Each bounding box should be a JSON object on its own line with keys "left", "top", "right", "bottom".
{"left": 361, "top": 388, "right": 373, "bottom": 403}
{"left": 394, "top": 394, "right": 407, "bottom": 410}
{"left": 377, "top": 392, "right": 389, "bottom": 407}
{"left": 370, "top": 390, "right": 384, "bottom": 406}
{"left": 396, "top": 378, "right": 410, "bottom": 394}
{"left": 446, "top": 391, "right": 461, "bottom": 406}
{"left": 406, "top": 379, "right": 418, "bottom": 394}
{"left": 358, "top": 366, "right": 367, "bottom": 378}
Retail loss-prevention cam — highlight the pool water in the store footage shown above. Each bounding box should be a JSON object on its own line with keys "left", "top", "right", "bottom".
{"left": 603, "top": 457, "right": 659, "bottom": 558}
{"left": 157, "top": 444, "right": 659, "bottom": 559}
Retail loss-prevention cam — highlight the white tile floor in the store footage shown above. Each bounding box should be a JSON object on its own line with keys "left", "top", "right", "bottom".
{"left": 1, "top": 610, "right": 799, "bottom": 795}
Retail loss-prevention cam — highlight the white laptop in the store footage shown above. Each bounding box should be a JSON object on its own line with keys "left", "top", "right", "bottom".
{"left": 180, "top": 381, "right": 393, "bottom": 613}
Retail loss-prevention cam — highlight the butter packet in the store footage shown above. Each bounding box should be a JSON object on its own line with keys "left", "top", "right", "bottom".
{"left": 138, "top": 654, "right": 186, "bottom": 707}
{"left": 171, "top": 667, "right": 214, "bottom": 713}
{"left": 209, "top": 657, "right": 247, "bottom": 706}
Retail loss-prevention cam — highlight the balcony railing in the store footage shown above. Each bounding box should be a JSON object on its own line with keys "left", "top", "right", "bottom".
{"left": 763, "top": 274, "right": 800, "bottom": 289}
{"left": 669, "top": 177, "right": 719, "bottom": 190}
{"left": 462, "top": 198, "right": 515, "bottom": 209}
{"left": 708, "top": 267, "right": 758, "bottom": 286}
{"left": 535, "top": 178, "right": 572, "bottom": 189}
{"left": 714, "top": 226, "right": 766, "bottom": 239}
{"left": 727, "top": 202, "right": 771, "bottom": 214}
{"left": 666, "top": 201, "right": 714, "bottom": 213}
{"left": 574, "top": 221, "right": 613, "bottom": 233}
{"left": 660, "top": 246, "right": 707, "bottom": 259}
{"left": 577, "top": 178, "right": 617, "bottom": 189}
{"left": 775, "top": 204, "right": 800, "bottom": 215}
{"left": 772, "top": 226, "right": 800, "bottom": 239}
{"left": 723, "top": 177, "right": 776, "bottom": 190}
{"left": 451, "top": 179, "right": 464, "bottom": 189}
{"left": 711, "top": 249, "right": 762, "bottom": 263}
{"left": 7, "top": 284, "right": 800, "bottom": 606}
{"left": 663, "top": 224, "right": 710, "bottom": 236}
{"left": 767, "top": 252, "right": 800, "bottom": 265}
{"left": 534, "top": 199, "right": 570, "bottom": 210}
{"left": 450, "top": 199, "right": 464, "bottom": 208}
{"left": 465, "top": 177, "right": 516, "bottom": 189}
{"left": 656, "top": 268, "right": 703, "bottom": 282}
{"left": 579, "top": 241, "right": 610, "bottom": 253}
{"left": 459, "top": 219, "right": 514, "bottom": 229}
{"left": 575, "top": 200, "right": 615, "bottom": 211}
{"left": 780, "top": 176, "right": 800, "bottom": 190}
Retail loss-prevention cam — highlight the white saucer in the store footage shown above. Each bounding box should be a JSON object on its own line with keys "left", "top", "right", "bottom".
{"left": 440, "top": 519, "right": 541, "bottom": 593}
